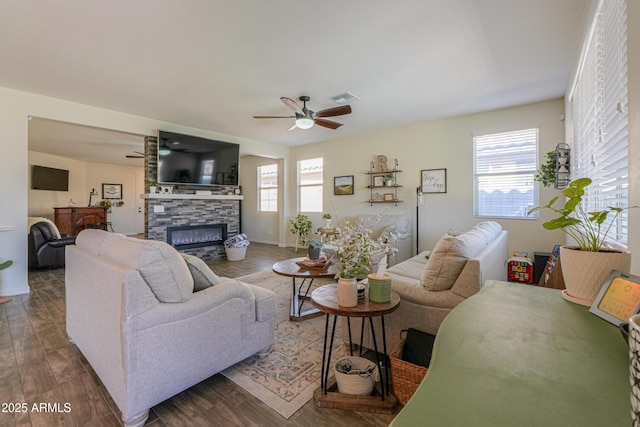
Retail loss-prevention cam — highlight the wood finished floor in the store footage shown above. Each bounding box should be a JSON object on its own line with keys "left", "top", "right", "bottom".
{"left": 1, "top": 242, "right": 399, "bottom": 426}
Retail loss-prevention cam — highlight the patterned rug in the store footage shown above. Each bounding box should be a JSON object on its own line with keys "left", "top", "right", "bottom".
{"left": 221, "top": 270, "right": 345, "bottom": 419}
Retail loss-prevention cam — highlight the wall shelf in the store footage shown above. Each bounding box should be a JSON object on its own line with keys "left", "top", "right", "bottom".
{"left": 365, "top": 169, "right": 402, "bottom": 206}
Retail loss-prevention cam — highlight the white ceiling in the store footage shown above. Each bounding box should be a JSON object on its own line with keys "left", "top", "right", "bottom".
{"left": 1, "top": 0, "right": 588, "bottom": 165}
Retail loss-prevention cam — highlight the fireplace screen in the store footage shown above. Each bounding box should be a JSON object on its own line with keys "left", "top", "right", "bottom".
{"left": 167, "top": 224, "right": 227, "bottom": 249}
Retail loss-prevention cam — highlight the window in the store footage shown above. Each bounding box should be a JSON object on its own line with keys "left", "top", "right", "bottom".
{"left": 570, "top": 0, "right": 628, "bottom": 249}
{"left": 473, "top": 128, "right": 538, "bottom": 219}
{"left": 298, "top": 157, "right": 323, "bottom": 213}
{"left": 257, "top": 164, "right": 278, "bottom": 212}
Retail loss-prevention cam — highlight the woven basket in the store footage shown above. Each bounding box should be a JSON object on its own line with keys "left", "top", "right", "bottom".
{"left": 225, "top": 246, "right": 247, "bottom": 261}
{"left": 390, "top": 337, "right": 428, "bottom": 405}
{"left": 334, "top": 356, "right": 379, "bottom": 396}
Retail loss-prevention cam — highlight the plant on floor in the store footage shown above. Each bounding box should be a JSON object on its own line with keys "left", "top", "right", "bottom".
{"left": 527, "top": 177, "right": 635, "bottom": 252}
{"left": 289, "top": 214, "right": 313, "bottom": 252}
{"left": 0, "top": 260, "right": 12, "bottom": 270}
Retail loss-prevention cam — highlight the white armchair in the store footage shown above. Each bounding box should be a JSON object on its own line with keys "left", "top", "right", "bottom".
{"left": 65, "top": 229, "right": 276, "bottom": 427}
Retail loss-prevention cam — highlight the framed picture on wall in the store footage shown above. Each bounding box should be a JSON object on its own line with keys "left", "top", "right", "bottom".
{"left": 102, "top": 183, "right": 123, "bottom": 199}
{"left": 334, "top": 175, "right": 354, "bottom": 195}
{"left": 421, "top": 169, "right": 447, "bottom": 193}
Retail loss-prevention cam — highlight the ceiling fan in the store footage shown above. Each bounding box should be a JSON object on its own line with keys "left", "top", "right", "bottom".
{"left": 126, "top": 151, "right": 146, "bottom": 159}
{"left": 253, "top": 96, "right": 352, "bottom": 130}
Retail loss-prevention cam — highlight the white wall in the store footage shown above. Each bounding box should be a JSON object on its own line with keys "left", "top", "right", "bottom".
{"left": 0, "top": 87, "right": 289, "bottom": 297}
{"left": 240, "top": 155, "right": 283, "bottom": 245}
{"left": 289, "top": 98, "right": 568, "bottom": 260}
{"left": 85, "top": 163, "right": 142, "bottom": 235}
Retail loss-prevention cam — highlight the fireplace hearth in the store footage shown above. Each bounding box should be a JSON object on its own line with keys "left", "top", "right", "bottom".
{"left": 167, "top": 224, "right": 227, "bottom": 250}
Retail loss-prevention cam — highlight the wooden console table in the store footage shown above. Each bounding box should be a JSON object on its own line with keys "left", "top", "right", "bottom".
{"left": 54, "top": 207, "right": 108, "bottom": 236}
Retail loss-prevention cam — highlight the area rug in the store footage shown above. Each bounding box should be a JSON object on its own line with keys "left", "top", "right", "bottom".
{"left": 221, "top": 270, "right": 345, "bottom": 419}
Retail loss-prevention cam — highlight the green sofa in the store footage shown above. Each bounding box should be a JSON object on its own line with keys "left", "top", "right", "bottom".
{"left": 390, "top": 280, "right": 630, "bottom": 426}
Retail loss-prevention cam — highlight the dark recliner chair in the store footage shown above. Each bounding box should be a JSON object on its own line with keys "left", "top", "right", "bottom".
{"left": 28, "top": 221, "right": 76, "bottom": 269}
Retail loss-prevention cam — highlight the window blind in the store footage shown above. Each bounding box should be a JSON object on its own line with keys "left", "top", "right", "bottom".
{"left": 298, "top": 158, "right": 323, "bottom": 213}
{"left": 258, "top": 164, "right": 278, "bottom": 212}
{"left": 473, "top": 128, "right": 538, "bottom": 219}
{"left": 571, "top": 0, "right": 628, "bottom": 249}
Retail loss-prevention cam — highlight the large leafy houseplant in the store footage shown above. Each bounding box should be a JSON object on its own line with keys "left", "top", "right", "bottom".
{"left": 527, "top": 177, "right": 631, "bottom": 252}
{"left": 528, "top": 177, "right": 634, "bottom": 305}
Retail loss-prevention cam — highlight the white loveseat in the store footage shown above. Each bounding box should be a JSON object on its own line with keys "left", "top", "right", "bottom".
{"left": 345, "top": 221, "right": 508, "bottom": 351}
{"left": 65, "top": 229, "right": 276, "bottom": 427}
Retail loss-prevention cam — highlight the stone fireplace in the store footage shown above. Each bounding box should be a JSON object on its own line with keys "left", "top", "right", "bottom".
{"left": 146, "top": 195, "right": 241, "bottom": 260}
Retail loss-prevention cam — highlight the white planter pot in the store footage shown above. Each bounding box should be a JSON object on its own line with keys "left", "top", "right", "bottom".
{"left": 560, "top": 246, "right": 631, "bottom": 306}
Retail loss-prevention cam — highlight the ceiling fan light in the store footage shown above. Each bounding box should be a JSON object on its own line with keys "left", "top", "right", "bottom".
{"left": 158, "top": 148, "right": 171, "bottom": 156}
{"left": 296, "top": 117, "right": 314, "bottom": 129}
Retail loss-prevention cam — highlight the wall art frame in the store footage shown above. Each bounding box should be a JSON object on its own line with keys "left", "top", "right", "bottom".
{"left": 102, "top": 183, "right": 123, "bottom": 199}
{"left": 334, "top": 175, "right": 354, "bottom": 195}
{"left": 421, "top": 169, "right": 447, "bottom": 193}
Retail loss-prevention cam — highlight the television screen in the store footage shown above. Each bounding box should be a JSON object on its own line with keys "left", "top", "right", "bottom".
{"left": 157, "top": 130, "right": 239, "bottom": 186}
{"left": 31, "top": 165, "right": 69, "bottom": 191}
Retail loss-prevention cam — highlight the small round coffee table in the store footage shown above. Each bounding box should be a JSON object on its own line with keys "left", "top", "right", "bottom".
{"left": 272, "top": 257, "right": 337, "bottom": 321}
{"left": 311, "top": 283, "right": 400, "bottom": 410}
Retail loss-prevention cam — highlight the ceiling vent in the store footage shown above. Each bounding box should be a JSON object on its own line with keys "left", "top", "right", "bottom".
{"left": 328, "top": 91, "right": 360, "bottom": 105}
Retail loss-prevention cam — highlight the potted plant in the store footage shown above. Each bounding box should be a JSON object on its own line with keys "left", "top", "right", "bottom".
{"left": 322, "top": 213, "right": 332, "bottom": 229}
{"left": 289, "top": 214, "right": 312, "bottom": 252}
{"left": 383, "top": 173, "right": 395, "bottom": 187}
{"left": 534, "top": 151, "right": 557, "bottom": 187}
{"left": 307, "top": 238, "right": 323, "bottom": 259}
{"left": 528, "top": 177, "right": 634, "bottom": 305}
{"left": 333, "top": 220, "right": 376, "bottom": 307}
{"left": 148, "top": 180, "right": 157, "bottom": 194}
{"left": 0, "top": 260, "right": 12, "bottom": 304}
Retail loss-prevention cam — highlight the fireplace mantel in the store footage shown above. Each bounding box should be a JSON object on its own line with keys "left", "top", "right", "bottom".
{"left": 141, "top": 194, "right": 244, "bottom": 201}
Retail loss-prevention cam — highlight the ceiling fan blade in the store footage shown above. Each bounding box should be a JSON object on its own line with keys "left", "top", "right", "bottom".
{"left": 126, "top": 155, "right": 145, "bottom": 158}
{"left": 316, "top": 104, "right": 352, "bottom": 118}
{"left": 314, "top": 118, "right": 343, "bottom": 130}
{"left": 280, "top": 97, "right": 304, "bottom": 115}
{"left": 287, "top": 123, "right": 298, "bottom": 131}
{"left": 134, "top": 151, "right": 146, "bottom": 156}
{"left": 253, "top": 115, "right": 296, "bottom": 119}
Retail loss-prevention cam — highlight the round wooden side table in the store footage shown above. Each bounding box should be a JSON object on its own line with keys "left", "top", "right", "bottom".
{"left": 311, "top": 283, "right": 400, "bottom": 412}
{"left": 272, "top": 257, "right": 337, "bottom": 321}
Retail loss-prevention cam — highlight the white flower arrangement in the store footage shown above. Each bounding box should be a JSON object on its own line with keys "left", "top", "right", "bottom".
{"left": 332, "top": 213, "right": 399, "bottom": 279}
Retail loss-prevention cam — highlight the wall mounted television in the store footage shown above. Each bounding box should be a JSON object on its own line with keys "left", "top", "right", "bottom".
{"left": 31, "top": 165, "right": 69, "bottom": 191}
{"left": 157, "top": 130, "right": 240, "bottom": 186}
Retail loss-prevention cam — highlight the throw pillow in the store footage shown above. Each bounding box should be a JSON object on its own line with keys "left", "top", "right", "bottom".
{"left": 422, "top": 230, "right": 486, "bottom": 291}
{"left": 180, "top": 253, "right": 222, "bottom": 291}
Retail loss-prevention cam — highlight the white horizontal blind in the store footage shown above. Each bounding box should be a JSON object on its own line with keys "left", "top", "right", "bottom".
{"left": 473, "top": 128, "right": 538, "bottom": 219}
{"left": 298, "top": 158, "right": 323, "bottom": 213}
{"left": 571, "top": 0, "right": 629, "bottom": 249}
{"left": 258, "top": 164, "right": 278, "bottom": 212}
